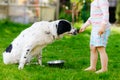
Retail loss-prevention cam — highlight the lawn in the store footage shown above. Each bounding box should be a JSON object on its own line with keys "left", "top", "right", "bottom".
{"left": 0, "top": 20, "right": 120, "bottom": 80}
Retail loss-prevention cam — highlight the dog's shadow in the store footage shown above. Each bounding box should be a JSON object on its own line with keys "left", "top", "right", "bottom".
{"left": 25, "top": 61, "right": 76, "bottom": 70}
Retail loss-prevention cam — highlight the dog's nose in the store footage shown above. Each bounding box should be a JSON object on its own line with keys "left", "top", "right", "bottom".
{"left": 73, "top": 29, "right": 79, "bottom": 35}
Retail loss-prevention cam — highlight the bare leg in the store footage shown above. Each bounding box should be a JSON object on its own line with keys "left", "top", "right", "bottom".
{"left": 84, "top": 45, "right": 98, "bottom": 71}
{"left": 96, "top": 46, "right": 108, "bottom": 73}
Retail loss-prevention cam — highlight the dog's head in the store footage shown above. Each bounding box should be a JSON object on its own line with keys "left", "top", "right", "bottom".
{"left": 55, "top": 20, "right": 77, "bottom": 36}
{"left": 56, "top": 20, "right": 77, "bottom": 35}
{"left": 49, "top": 20, "right": 78, "bottom": 39}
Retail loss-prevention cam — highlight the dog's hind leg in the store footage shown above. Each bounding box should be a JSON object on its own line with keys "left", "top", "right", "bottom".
{"left": 37, "top": 50, "right": 42, "bottom": 65}
{"left": 37, "top": 50, "right": 45, "bottom": 67}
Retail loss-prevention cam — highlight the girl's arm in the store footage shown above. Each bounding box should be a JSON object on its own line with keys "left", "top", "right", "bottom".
{"left": 79, "top": 17, "right": 91, "bottom": 32}
{"left": 99, "top": 0, "right": 109, "bottom": 25}
{"left": 98, "top": 0, "right": 109, "bottom": 36}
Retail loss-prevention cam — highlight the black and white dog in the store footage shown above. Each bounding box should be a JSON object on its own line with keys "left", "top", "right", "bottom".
{"left": 3, "top": 20, "right": 77, "bottom": 69}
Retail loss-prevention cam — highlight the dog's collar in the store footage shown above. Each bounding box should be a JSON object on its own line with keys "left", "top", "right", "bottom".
{"left": 45, "top": 31, "right": 56, "bottom": 40}
{"left": 48, "top": 22, "right": 58, "bottom": 40}
{"left": 56, "top": 24, "right": 58, "bottom": 29}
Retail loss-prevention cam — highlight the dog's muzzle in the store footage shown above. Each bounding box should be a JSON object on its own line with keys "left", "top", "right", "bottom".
{"left": 69, "top": 28, "right": 79, "bottom": 35}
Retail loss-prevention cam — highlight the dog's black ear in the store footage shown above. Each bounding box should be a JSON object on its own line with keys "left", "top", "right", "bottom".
{"left": 5, "top": 44, "right": 12, "bottom": 53}
{"left": 57, "top": 20, "right": 71, "bottom": 35}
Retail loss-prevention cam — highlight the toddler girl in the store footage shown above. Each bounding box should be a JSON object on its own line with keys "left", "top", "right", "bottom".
{"left": 79, "top": 0, "right": 111, "bottom": 73}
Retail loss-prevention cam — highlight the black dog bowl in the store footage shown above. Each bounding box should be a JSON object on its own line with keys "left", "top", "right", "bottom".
{"left": 47, "top": 60, "right": 65, "bottom": 67}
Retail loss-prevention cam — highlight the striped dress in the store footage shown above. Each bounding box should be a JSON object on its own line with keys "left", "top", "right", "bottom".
{"left": 86, "top": 0, "right": 111, "bottom": 47}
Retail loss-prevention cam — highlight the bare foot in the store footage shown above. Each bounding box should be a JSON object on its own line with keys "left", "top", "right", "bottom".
{"left": 95, "top": 69, "right": 107, "bottom": 74}
{"left": 84, "top": 67, "right": 96, "bottom": 72}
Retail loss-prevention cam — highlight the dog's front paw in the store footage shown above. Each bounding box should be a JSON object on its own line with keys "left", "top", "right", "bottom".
{"left": 18, "top": 63, "right": 24, "bottom": 70}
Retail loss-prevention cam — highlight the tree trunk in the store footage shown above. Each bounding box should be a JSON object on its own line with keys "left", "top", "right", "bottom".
{"left": 116, "top": 0, "right": 120, "bottom": 24}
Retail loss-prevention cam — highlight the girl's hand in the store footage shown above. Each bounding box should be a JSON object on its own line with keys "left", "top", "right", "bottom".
{"left": 98, "top": 24, "right": 106, "bottom": 36}
{"left": 79, "top": 25, "right": 86, "bottom": 33}
{"left": 79, "top": 19, "right": 90, "bottom": 33}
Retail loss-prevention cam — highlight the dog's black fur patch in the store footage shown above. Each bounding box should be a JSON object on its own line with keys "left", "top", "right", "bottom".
{"left": 5, "top": 44, "right": 12, "bottom": 53}
{"left": 57, "top": 20, "right": 71, "bottom": 35}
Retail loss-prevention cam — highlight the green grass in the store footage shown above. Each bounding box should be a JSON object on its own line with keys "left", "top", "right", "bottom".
{"left": 0, "top": 20, "right": 120, "bottom": 80}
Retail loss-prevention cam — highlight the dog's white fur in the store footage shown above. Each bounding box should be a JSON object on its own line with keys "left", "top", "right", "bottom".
{"left": 3, "top": 20, "right": 76, "bottom": 69}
